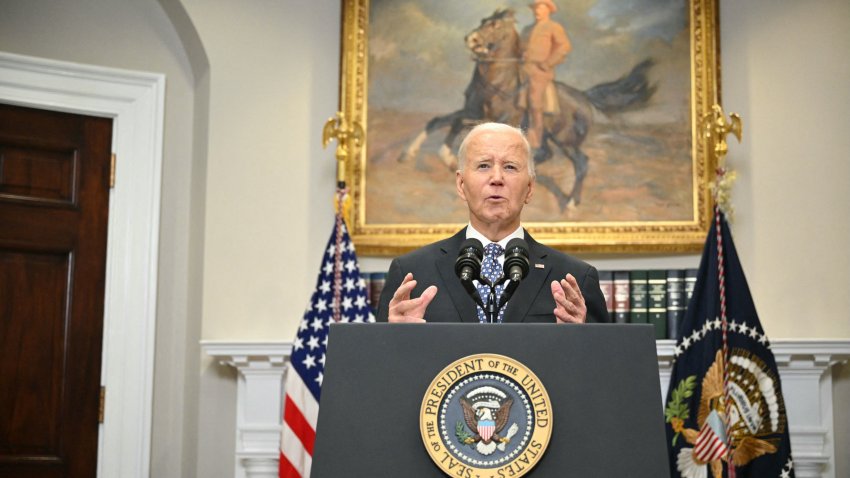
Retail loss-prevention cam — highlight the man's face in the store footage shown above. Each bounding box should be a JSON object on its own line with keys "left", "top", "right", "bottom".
{"left": 456, "top": 130, "right": 534, "bottom": 235}
{"left": 533, "top": 4, "right": 551, "bottom": 22}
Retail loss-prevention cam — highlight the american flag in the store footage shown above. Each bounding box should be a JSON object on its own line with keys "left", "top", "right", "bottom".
{"left": 279, "top": 213, "right": 374, "bottom": 478}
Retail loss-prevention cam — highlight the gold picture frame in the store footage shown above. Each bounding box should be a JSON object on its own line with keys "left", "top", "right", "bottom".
{"left": 338, "top": 0, "right": 719, "bottom": 255}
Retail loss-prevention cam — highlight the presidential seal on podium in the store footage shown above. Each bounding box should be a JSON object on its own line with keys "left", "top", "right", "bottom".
{"left": 420, "top": 354, "right": 552, "bottom": 477}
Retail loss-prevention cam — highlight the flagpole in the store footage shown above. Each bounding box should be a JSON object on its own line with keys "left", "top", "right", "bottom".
{"left": 322, "top": 111, "right": 364, "bottom": 323}
{"left": 665, "top": 104, "right": 792, "bottom": 478}
{"left": 702, "top": 104, "right": 742, "bottom": 477}
{"left": 332, "top": 190, "right": 345, "bottom": 323}
{"left": 716, "top": 205, "right": 734, "bottom": 478}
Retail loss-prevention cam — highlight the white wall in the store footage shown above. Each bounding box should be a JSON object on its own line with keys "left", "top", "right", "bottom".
{"left": 184, "top": 0, "right": 850, "bottom": 343}
{"left": 175, "top": 1, "right": 341, "bottom": 475}
{"left": 721, "top": 0, "right": 850, "bottom": 339}
{"left": 180, "top": 0, "right": 340, "bottom": 342}
{"left": 0, "top": 0, "right": 847, "bottom": 476}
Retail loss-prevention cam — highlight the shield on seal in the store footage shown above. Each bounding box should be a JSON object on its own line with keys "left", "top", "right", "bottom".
{"left": 477, "top": 419, "right": 496, "bottom": 442}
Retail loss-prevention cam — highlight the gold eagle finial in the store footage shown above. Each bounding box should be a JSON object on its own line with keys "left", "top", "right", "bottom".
{"left": 702, "top": 104, "right": 743, "bottom": 218}
{"left": 322, "top": 111, "right": 364, "bottom": 186}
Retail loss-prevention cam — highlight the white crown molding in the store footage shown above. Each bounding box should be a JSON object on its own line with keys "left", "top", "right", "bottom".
{"left": 0, "top": 51, "right": 164, "bottom": 478}
{"left": 203, "top": 341, "right": 294, "bottom": 368}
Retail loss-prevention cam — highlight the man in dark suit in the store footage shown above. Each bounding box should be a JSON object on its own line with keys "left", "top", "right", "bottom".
{"left": 377, "top": 122, "right": 609, "bottom": 324}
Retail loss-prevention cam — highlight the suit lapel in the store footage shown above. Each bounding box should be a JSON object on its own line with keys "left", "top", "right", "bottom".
{"left": 503, "top": 232, "right": 553, "bottom": 323}
{"left": 435, "top": 228, "right": 480, "bottom": 323}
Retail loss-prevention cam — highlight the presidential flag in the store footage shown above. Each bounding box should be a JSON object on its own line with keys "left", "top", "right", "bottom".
{"left": 279, "top": 213, "right": 375, "bottom": 478}
{"left": 664, "top": 209, "right": 794, "bottom": 478}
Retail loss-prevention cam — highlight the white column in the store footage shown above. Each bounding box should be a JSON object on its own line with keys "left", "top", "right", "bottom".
{"left": 203, "top": 342, "right": 292, "bottom": 478}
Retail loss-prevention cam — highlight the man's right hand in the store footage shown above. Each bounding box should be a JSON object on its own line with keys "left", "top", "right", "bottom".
{"left": 388, "top": 272, "right": 437, "bottom": 323}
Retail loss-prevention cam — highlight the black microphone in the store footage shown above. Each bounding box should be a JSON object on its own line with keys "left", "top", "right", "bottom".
{"left": 503, "top": 238, "right": 530, "bottom": 282}
{"left": 454, "top": 238, "right": 485, "bottom": 307}
{"left": 498, "top": 238, "right": 530, "bottom": 309}
{"left": 455, "top": 238, "right": 484, "bottom": 281}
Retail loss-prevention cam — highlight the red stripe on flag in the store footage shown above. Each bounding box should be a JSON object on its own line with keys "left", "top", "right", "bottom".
{"left": 700, "top": 439, "right": 725, "bottom": 461}
{"left": 694, "top": 422, "right": 727, "bottom": 462}
{"left": 284, "top": 394, "right": 316, "bottom": 455}
{"left": 279, "top": 450, "right": 302, "bottom": 478}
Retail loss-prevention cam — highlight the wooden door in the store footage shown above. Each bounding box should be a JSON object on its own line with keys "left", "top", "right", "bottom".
{"left": 0, "top": 103, "right": 112, "bottom": 477}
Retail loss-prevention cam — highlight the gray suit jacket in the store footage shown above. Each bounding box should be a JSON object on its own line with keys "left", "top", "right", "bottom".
{"left": 376, "top": 228, "right": 610, "bottom": 323}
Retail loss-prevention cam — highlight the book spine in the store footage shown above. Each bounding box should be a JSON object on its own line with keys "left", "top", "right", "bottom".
{"left": 629, "top": 270, "right": 649, "bottom": 324}
{"left": 666, "top": 269, "right": 685, "bottom": 340}
{"left": 360, "top": 272, "right": 372, "bottom": 298}
{"left": 684, "top": 268, "right": 698, "bottom": 303}
{"left": 598, "top": 270, "right": 614, "bottom": 319}
{"left": 613, "top": 271, "right": 630, "bottom": 324}
{"left": 647, "top": 270, "right": 668, "bottom": 339}
{"left": 369, "top": 272, "right": 387, "bottom": 315}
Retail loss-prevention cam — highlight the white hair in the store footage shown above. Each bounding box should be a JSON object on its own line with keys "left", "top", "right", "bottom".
{"left": 457, "top": 122, "right": 535, "bottom": 178}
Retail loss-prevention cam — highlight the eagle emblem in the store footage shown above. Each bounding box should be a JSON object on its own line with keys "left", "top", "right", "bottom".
{"left": 421, "top": 354, "right": 552, "bottom": 477}
{"left": 668, "top": 349, "right": 787, "bottom": 478}
{"left": 458, "top": 386, "right": 519, "bottom": 455}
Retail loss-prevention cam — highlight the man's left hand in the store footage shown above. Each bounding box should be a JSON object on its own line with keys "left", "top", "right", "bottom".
{"left": 550, "top": 273, "right": 586, "bottom": 323}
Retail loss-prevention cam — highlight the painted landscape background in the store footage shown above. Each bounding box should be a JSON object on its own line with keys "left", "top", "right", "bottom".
{"left": 365, "top": 0, "right": 693, "bottom": 224}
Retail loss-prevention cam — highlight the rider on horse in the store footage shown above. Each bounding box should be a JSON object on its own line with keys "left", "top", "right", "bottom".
{"left": 520, "top": 0, "right": 571, "bottom": 162}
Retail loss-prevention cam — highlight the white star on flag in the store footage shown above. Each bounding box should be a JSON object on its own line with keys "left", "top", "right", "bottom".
{"left": 302, "top": 354, "right": 315, "bottom": 369}
{"left": 319, "top": 280, "right": 331, "bottom": 294}
{"left": 306, "top": 336, "right": 319, "bottom": 350}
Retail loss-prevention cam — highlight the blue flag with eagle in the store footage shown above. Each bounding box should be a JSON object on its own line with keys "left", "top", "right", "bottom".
{"left": 664, "top": 210, "right": 794, "bottom": 478}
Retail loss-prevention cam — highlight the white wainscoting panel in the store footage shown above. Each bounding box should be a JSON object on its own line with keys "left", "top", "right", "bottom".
{"left": 203, "top": 339, "right": 850, "bottom": 478}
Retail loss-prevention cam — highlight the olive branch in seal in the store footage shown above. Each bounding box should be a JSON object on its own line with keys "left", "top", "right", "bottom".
{"left": 664, "top": 375, "right": 697, "bottom": 446}
{"left": 455, "top": 421, "right": 474, "bottom": 446}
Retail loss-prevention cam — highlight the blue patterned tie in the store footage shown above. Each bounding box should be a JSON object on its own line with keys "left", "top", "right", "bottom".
{"left": 476, "top": 243, "right": 505, "bottom": 323}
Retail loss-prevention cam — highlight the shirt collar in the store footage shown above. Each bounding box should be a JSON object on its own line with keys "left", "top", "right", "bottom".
{"left": 465, "top": 224, "right": 524, "bottom": 250}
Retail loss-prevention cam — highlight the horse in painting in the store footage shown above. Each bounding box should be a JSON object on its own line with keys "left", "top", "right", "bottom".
{"left": 400, "top": 8, "right": 655, "bottom": 210}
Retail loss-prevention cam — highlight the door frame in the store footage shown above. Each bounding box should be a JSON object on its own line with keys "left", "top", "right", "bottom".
{"left": 0, "top": 51, "right": 164, "bottom": 478}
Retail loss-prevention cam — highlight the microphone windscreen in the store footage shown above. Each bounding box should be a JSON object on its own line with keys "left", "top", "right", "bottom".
{"left": 459, "top": 238, "right": 484, "bottom": 258}
{"left": 455, "top": 238, "right": 484, "bottom": 279}
{"left": 504, "top": 238, "right": 530, "bottom": 279}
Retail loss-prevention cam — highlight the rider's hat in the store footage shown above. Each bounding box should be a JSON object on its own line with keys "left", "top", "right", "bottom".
{"left": 529, "top": 0, "right": 558, "bottom": 13}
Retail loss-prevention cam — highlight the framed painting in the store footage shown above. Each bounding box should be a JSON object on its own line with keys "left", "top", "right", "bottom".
{"left": 337, "top": 0, "right": 719, "bottom": 255}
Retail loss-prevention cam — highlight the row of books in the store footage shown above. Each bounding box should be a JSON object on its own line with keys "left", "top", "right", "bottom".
{"left": 599, "top": 269, "right": 698, "bottom": 340}
{"left": 360, "top": 272, "right": 387, "bottom": 316}
{"left": 362, "top": 269, "right": 698, "bottom": 340}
